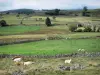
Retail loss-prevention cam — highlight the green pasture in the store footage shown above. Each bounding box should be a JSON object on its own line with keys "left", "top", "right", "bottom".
{"left": 0, "top": 25, "right": 40, "bottom": 35}
{"left": 0, "top": 39, "right": 100, "bottom": 55}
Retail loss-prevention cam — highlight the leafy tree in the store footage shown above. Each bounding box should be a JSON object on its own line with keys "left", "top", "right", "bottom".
{"left": 55, "top": 9, "right": 60, "bottom": 15}
{"left": 0, "top": 20, "right": 8, "bottom": 27}
{"left": 16, "top": 13, "right": 20, "bottom": 17}
{"left": 83, "top": 6, "right": 88, "bottom": 11}
{"left": 53, "top": 16, "right": 56, "bottom": 20}
{"left": 6, "top": 12, "right": 10, "bottom": 14}
{"left": 45, "top": 17, "right": 52, "bottom": 26}
{"left": 82, "top": 6, "right": 88, "bottom": 16}
{"left": 45, "top": 9, "right": 60, "bottom": 15}
{"left": 0, "top": 13, "right": 3, "bottom": 16}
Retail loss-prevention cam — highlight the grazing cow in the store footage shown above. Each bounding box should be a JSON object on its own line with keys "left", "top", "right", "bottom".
{"left": 23, "top": 61, "right": 35, "bottom": 66}
{"left": 12, "top": 58, "right": 22, "bottom": 62}
{"left": 12, "top": 56, "right": 22, "bottom": 62}
{"left": 78, "top": 49, "right": 81, "bottom": 51}
{"left": 81, "top": 49, "right": 85, "bottom": 52}
{"left": 65, "top": 59, "right": 72, "bottom": 64}
{"left": 78, "top": 49, "right": 85, "bottom": 52}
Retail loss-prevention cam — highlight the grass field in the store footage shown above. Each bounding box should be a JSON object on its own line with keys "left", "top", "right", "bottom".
{"left": 0, "top": 25, "right": 40, "bottom": 35}
{"left": 0, "top": 15, "right": 100, "bottom": 55}
{"left": 1, "top": 14, "right": 100, "bottom": 25}
{"left": 0, "top": 39, "right": 100, "bottom": 55}
{"left": 0, "top": 32, "right": 100, "bottom": 39}
{"left": 0, "top": 14, "right": 100, "bottom": 75}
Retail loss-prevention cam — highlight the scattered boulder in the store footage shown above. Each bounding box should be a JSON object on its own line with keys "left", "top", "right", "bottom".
{"left": 12, "top": 70, "right": 26, "bottom": 75}
{"left": 59, "top": 65, "right": 71, "bottom": 71}
{"left": 58, "top": 64, "right": 86, "bottom": 71}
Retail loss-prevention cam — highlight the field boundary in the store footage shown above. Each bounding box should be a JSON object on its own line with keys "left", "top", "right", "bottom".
{"left": 0, "top": 52, "right": 100, "bottom": 58}
{"left": 0, "top": 36, "right": 99, "bottom": 46}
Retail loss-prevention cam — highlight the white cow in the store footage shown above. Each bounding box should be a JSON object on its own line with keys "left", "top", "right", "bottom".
{"left": 23, "top": 61, "right": 35, "bottom": 66}
{"left": 81, "top": 49, "right": 85, "bottom": 52}
{"left": 13, "top": 58, "right": 22, "bottom": 62}
{"left": 78, "top": 49, "right": 82, "bottom": 51}
{"left": 78, "top": 49, "right": 85, "bottom": 52}
{"left": 65, "top": 59, "right": 72, "bottom": 64}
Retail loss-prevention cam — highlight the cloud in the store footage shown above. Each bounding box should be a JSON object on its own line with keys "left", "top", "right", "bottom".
{"left": 0, "top": 0, "right": 100, "bottom": 11}
{"left": 0, "top": 0, "right": 13, "bottom": 11}
{"left": 12, "top": 0, "right": 72, "bottom": 9}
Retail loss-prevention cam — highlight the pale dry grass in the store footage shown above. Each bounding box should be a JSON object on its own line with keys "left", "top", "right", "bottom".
{"left": 0, "top": 57, "right": 100, "bottom": 75}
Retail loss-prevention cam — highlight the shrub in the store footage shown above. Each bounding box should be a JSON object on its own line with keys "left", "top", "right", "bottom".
{"left": 76, "top": 29, "right": 83, "bottom": 32}
{"left": 69, "top": 25, "right": 77, "bottom": 32}
{"left": 84, "top": 26, "right": 92, "bottom": 32}
{"left": 52, "top": 16, "right": 56, "bottom": 20}
{"left": 45, "top": 17, "right": 52, "bottom": 26}
{"left": 97, "top": 27, "right": 100, "bottom": 32}
{"left": 92, "top": 25, "right": 96, "bottom": 32}
{"left": 16, "top": 14, "right": 20, "bottom": 17}
{"left": 77, "top": 23, "right": 83, "bottom": 27}
{"left": 0, "top": 20, "right": 8, "bottom": 27}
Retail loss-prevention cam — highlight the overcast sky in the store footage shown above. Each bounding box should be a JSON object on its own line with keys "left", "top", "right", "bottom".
{"left": 0, "top": 0, "right": 100, "bottom": 11}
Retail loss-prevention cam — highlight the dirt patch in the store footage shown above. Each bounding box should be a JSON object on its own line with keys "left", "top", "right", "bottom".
{"left": 0, "top": 70, "right": 8, "bottom": 75}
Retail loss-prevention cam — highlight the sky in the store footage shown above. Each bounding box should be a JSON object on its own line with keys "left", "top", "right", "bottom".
{"left": 0, "top": 0, "right": 100, "bottom": 11}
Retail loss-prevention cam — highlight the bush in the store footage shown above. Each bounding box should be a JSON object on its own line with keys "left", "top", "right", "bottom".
{"left": 77, "top": 23, "right": 83, "bottom": 27}
{"left": 0, "top": 20, "right": 8, "bottom": 27}
{"left": 45, "top": 17, "right": 52, "bottom": 26}
{"left": 92, "top": 25, "right": 96, "bottom": 32}
{"left": 16, "top": 14, "right": 20, "bottom": 17}
{"left": 76, "top": 29, "right": 83, "bottom": 32}
{"left": 69, "top": 25, "right": 77, "bottom": 32}
{"left": 84, "top": 26, "right": 92, "bottom": 32}
{"left": 97, "top": 27, "right": 100, "bottom": 32}
{"left": 52, "top": 16, "right": 56, "bottom": 20}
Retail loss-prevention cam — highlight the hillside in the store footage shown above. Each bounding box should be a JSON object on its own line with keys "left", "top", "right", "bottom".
{"left": 0, "top": 9, "right": 35, "bottom": 14}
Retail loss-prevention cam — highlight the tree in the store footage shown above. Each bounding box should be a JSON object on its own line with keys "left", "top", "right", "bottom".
{"left": 45, "top": 17, "right": 52, "bottom": 26}
{"left": 45, "top": 9, "right": 60, "bottom": 16}
{"left": 0, "top": 13, "right": 2, "bottom": 16}
{"left": 55, "top": 9, "right": 60, "bottom": 15}
{"left": 16, "top": 13, "right": 20, "bottom": 17}
{"left": 6, "top": 12, "right": 10, "bottom": 14}
{"left": 0, "top": 20, "right": 8, "bottom": 27}
{"left": 69, "top": 25, "right": 77, "bottom": 32}
{"left": 82, "top": 6, "right": 88, "bottom": 16}
{"left": 52, "top": 16, "right": 56, "bottom": 20}
{"left": 83, "top": 6, "right": 88, "bottom": 11}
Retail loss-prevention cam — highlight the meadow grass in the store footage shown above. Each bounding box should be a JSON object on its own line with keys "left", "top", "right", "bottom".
{"left": 0, "top": 39, "right": 100, "bottom": 55}
{"left": 2, "top": 15, "right": 100, "bottom": 25}
{"left": 0, "top": 25, "right": 40, "bottom": 35}
{"left": 63, "top": 32, "right": 100, "bottom": 38}
{"left": 0, "top": 57, "right": 100, "bottom": 75}
{"left": 0, "top": 32, "right": 99, "bottom": 39}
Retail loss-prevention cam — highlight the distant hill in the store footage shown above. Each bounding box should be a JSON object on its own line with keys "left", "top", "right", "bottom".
{"left": 0, "top": 8, "right": 100, "bottom": 17}
{"left": 0, "top": 9, "right": 35, "bottom": 14}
